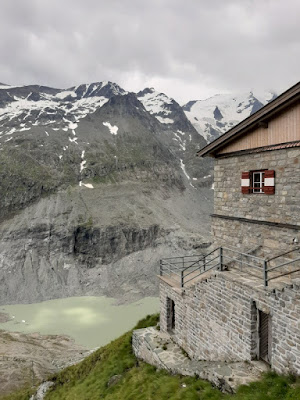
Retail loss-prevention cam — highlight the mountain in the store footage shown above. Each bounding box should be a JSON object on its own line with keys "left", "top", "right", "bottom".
{"left": 0, "top": 82, "right": 179, "bottom": 218}
{"left": 0, "top": 83, "right": 212, "bottom": 220}
{"left": 0, "top": 81, "right": 276, "bottom": 306}
{"left": 0, "top": 81, "right": 127, "bottom": 137}
{"left": 137, "top": 87, "right": 212, "bottom": 187}
{"left": 0, "top": 81, "right": 213, "bottom": 306}
{"left": 183, "top": 90, "right": 277, "bottom": 142}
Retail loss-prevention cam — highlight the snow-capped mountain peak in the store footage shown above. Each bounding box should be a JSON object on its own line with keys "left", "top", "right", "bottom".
{"left": 137, "top": 87, "right": 176, "bottom": 124}
{"left": 0, "top": 81, "right": 127, "bottom": 136}
{"left": 183, "top": 90, "right": 277, "bottom": 142}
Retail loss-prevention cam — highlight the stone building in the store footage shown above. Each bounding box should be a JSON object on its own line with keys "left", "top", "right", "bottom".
{"left": 158, "top": 82, "right": 300, "bottom": 375}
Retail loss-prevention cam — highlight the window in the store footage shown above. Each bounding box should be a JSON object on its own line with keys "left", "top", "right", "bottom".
{"left": 252, "top": 171, "right": 265, "bottom": 193}
{"left": 241, "top": 170, "right": 275, "bottom": 195}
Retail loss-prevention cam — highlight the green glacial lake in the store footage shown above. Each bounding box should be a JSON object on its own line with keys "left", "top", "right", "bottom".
{"left": 0, "top": 296, "right": 159, "bottom": 349}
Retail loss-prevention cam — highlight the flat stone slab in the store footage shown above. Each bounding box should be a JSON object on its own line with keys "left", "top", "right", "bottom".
{"left": 132, "top": 327, "right": 269, "bottom": 393}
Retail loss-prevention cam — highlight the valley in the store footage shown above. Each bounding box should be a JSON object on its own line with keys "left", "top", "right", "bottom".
{"left": 0, "top": 80, "right": 273, "bottom": 396}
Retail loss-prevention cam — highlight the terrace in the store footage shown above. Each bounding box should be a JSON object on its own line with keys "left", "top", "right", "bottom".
{"left": 159, "top": 246, "right": 300, "bottom": 290}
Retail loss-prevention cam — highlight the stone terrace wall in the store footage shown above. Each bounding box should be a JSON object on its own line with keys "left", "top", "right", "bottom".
{"left": 159, "top": 273, "right": 300, "bottom": 375}
{"left": 211, "top": 216, "right": 300, "bottom": 251}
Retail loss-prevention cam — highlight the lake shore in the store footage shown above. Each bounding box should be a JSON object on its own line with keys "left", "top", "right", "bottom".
{"left": 0, "top": 312, "right": 11, "bottom": 323}
{"left": 0, "top": 296, "right": 159, "bottom": 395}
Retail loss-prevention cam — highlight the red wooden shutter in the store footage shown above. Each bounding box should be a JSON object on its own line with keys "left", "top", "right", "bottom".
{"left": 241, "top": 171, "right": 250, "bottom": 194}
{"left": 264, "top": 170, "right": 275, "bottom": 195}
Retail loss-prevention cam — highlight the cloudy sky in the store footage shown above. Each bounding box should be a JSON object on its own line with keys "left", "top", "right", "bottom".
{"left": 1, "top": 0, "right": 299, "bottom": 103}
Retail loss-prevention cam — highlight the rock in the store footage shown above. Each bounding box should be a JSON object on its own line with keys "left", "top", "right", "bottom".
{"left": 0, "top": 81, "right": 213, "bottom": 306}
{"left": 30, "top": 381, "right": 54, "bottom": 400}
{"left": 0, "top": 312, "right": 11, "bottom": 323}
{"left": 107, "top": 374, "right": 122, "bottom": 387}
{"left": 0, "top": 329, "right": 91, "bottom": 395}
{"left": 0, "top": 182, "right": 212, "bottom": 306}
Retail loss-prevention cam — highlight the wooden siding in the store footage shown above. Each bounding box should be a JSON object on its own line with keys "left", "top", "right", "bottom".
{"left": 218, "top": 102, "right": 300, "bottom": 154}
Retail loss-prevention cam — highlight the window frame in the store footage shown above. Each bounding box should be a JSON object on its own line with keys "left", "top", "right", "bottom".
{"left": 250, "top": 169, "right": 267, "bottom": 194}
{"left": 252, "top": 171, "right": 265, "bottom": 193}
{"left": 241, "top": 169, "right": 275, "bottom": 195}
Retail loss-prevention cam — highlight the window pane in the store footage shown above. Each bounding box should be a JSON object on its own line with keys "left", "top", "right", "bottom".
{"left": 252, "top": 172, "right": 263, "bottom": 193}
{"left": 253, "top": 173, "right": 260, "bottom": 183}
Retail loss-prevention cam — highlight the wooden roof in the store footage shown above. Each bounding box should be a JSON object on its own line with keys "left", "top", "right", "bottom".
{"left": 197, "top": 81, "right": 300, "bottom": 157}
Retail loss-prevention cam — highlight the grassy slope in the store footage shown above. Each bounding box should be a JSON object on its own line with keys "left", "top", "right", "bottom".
{"left": 1, "top": 314, "right": 300, "bottom": 400}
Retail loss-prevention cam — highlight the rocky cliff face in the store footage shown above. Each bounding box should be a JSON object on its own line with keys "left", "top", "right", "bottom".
{"left": 0, "top": 181, "right": 212, "bottom": 305}
{"left": 0, "top": 81, "right": 214, "bottom": 305}
{"left": 0, "top": 87, "right": 189, "bottom": 220}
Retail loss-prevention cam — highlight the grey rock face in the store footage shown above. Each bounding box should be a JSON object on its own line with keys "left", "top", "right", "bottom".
{"left": 213, "top": 106, "right": 223, "bottom": 121}
{"left": 0, "top": 180, "right": 213, "bottom": 305}
{"left": 30, "top": 382, "right": 54, "bottom": 400}
{"left": 0, "top": 81, "right": 214, "bottom": 305}
{"left": 73, "top": 224, "right": 161, "bottom": 266}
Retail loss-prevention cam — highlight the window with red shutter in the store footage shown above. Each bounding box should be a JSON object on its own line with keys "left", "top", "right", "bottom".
{"left": 241, "top": 170, "right": 275, "bottom": 195}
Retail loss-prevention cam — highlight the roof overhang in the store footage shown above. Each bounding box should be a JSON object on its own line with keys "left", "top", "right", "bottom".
{"left": 197, "top": 81, "right": 300, "bottom": 158}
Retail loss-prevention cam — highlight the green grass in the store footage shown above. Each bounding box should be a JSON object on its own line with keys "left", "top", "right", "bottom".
{"left": 1, "top": 314, "right": 300, "bottom": 400}
{"left": 0, "top": 386, "right": 35, "bottom": 400}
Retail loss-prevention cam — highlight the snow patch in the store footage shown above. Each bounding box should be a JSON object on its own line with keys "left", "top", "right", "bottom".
{"left": 0, "top": 84, "right": 25, "bottom": 90}
{"left": 184, "top": 90, "right": 275, "bottom": 142}
{"left": 138, "top": 89, "right": 173, "bottom": 116}
{"left": 56, "top": 90, "right": 77, "bottom": 99}
{"left": 103, "top": 122, "right": 118, "bottom": 135}
{"left": 180, "top": 159, "right": 190, "bottom": 180}
{"left": 155, "top": 116, "right": 174, "bottom": 124}
{"left": 174, "top": 132, "right": 186, "bottom": 151}
{"left": 79, "top": 181, "right": 94, "bottom": 189}
{"left": 0, "top": 88, "right": 109, "bottom": 135}
{"left": 80, "top": 150, "right": 86, "bottom": 172}
{"left": 69, "top": 137, "right": 78, "bottom": 144}
{"left": 68, "top": 121, "right": 78, "bottom": 130}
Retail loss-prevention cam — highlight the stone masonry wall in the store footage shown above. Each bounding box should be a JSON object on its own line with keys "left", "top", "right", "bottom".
{"left": 160, "top": 273, "right": 300, "bottom": 375}
{"left": 213, "top": 148, "right": 300, "bottom": 249}
{"left": 211, "top": 216, "right": 300, "bottom": 251}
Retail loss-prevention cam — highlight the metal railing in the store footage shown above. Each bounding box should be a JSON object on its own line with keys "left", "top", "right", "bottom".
{"left": 160, "top": 246, "right": 300, "bottom": 288}
{"left": 265, "top": 247, "right": 300, "bottom": 286}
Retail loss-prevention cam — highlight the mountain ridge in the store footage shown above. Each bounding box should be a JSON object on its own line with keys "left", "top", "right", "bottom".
{"left": 0, "top": 79, "right": 275, "bottom": 306}
{"left": 183, "top": 90, "right": 277, "bottom": 142}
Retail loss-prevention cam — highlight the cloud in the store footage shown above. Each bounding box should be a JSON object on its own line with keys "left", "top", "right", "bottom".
{"left": 0, "top": 0, "right": 299, "bottom": 103}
